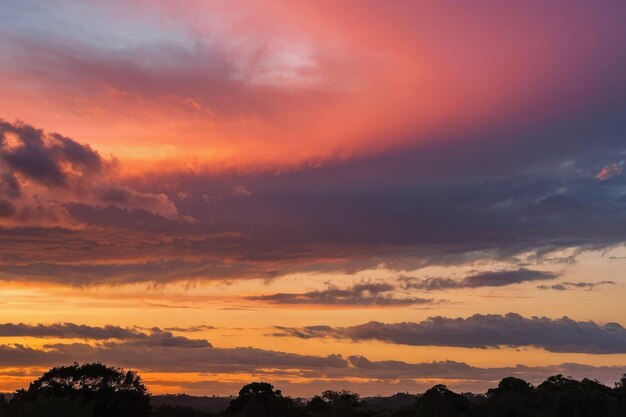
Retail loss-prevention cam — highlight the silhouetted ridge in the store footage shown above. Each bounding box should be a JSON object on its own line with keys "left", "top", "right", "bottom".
{"left": 2, "top": 363, "right": 626, "bottom": 416}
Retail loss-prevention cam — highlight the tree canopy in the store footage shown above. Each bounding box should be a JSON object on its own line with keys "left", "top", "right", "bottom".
{"left": 226, "top": 382, "right": 295, "bottom": 417}
{"left": 3, "top": 365, "right": 626, "bottom": 417}
{"left": 5, "top": 363, "right": 150, "bottom": 417}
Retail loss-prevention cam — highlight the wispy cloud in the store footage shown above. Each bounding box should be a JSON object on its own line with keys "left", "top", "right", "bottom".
{"left": 595, "top": 163, "right": 622, "bottom": 181}
{"left": 400, "top": 268, "right": 557, "bottom": 291}
{"left": 246, "top": 282, "right": 433, "bottom": 306}
{"left": 537, "top": 281, "right": 616, "bottom": 291}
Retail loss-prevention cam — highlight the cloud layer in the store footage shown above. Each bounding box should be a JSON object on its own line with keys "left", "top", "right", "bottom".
{"left": 0, "top": 323, "right": 210, "bottom": 348}
{"left": 0, "top": 338, "right": 623, "bottom": 391}
{"left": 273, "top": 313, "right": 626, "bottom": 354}
{"left": 0, "top": 110, "right": 624, "bottom": 287}
{"left": 0, "top": 1, "right": 624, "bottom": 286}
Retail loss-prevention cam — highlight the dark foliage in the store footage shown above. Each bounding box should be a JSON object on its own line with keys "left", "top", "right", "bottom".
{"left": 535, "top": 374, "right": 623, "bottom": 417}
{"left": 305, "top": 390, "right": 364, "bottom": 417}
{"left": 410, "top": 385, "right": 474, "bottom": 417}
{"left": 2, "top": 365, "right": 626, "bottom": 417}
{"left": 226, "top": 382, "right": 297, "bottom": 417}
{"left": 3, "top": 363, "right": 150, "bottom": 417}
{"left": 152, "top": 404, "right": 216, "bottom": 417}
{"left": 151, "top": 394, "right": 230, "bottom": 413}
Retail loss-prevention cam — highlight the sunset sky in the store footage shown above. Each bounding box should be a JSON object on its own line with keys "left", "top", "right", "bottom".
{"left": 1, "top": 0, "right": 626, "bottom": 397}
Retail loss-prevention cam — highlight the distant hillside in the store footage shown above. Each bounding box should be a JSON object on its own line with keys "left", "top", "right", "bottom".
{"left": 151, "top": 394, "right": 232, "bottom": 412}
{"left": 361, "top": 392, "right": 421, "bottom": 412}
{"left": 152, "top": 392, "right": 421, "bottom": 413}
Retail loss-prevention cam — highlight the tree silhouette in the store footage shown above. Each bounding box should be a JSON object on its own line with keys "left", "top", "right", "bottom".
{"left": 226, "top": 382, "right": 295, "bottom": 417}
{"left": 5, "top": 363, "right": 150, "bottom": 417}
{"left": 412, "top": 384, "right": 475, "bottom": 417}
{"left": 536, "top": 374, "right": 623, "bottom": 417}
{"left": 306, "top": 390, "right": 362, "bottom": 416}
{"left": 482, "top": 377, "right": 536, "bottom": 417}
{"left": 5, "top": 368, "right": 626, "bottom": 417}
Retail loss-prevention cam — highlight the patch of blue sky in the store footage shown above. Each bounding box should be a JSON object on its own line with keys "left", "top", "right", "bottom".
{"left": 0, "top": 0, "right": 193, "bottom": 52}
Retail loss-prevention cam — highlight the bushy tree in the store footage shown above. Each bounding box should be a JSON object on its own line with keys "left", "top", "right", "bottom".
{"left": 5, "top": 363, "right": 150, "bottom": 417}
{"left": 615, "top": 374, "right": 626, "bottom": 412}
{"left": 482, "top": 377, "right": 536, "bottom": 417}
{"left": 226, "top": 382, "right": 296, "bottom": 417}
{"left": 536, "top": 374, "right": 623, "bottom": 417}
{"left": 306, "top": 390, "right": 362, "bottom": 416}
{"left": 412, "top": 384, "right": 475, "bottom": 417}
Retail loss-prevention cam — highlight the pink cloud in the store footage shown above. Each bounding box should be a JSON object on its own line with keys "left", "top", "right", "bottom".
{"left": 595, "top": 163, "right": 622, "bottom": 181}
{"left": 1, "top": 1, "right": 624, "bottom": 172}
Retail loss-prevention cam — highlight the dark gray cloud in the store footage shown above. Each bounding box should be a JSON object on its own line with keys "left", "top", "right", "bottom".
{"left": 246, "top": 282, "right": 432, "bottom": 306}
{"left": 400, "top": 268, "right": 557, "bottom": 291}
{"left": 103, "top": 329, "right": 211, "bottom": 349}
{"left": 0, "top": 119, "right": 178, "bottom": 227}
{"left": 0, "top": 121, "right": 102, "bottom": 187}
{"left": 0, "top": 322, "right": 140, "bottom": 339}
{"left": 0, "top": 344, "right": 66, "bottom": 367}
{"left": 272, "top": 325, "right": 334, "bottom": 340}
{"left": 537, "top": 281, "right": 616, "bottom": 291}
{"left": 0, "top": 171, "right": 20, "bottom": 198}
{"left": 0, "top": 322, "right": 210, "bottom": 348}
{"left": 272, "top": 313, "right": 626, "bottom": 354}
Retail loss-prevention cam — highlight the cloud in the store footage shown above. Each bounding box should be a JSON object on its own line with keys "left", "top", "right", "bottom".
{"left": 537, "top": 281, "right": 616, "bottom": 291}
{"left": 400, "top": 268, "right": 557, "bottom": 291}
{"left": 2, "top": 0, "right": 625, "bottom": 172}
{"left": 0, "top": 87, "right": 625, "bottom": 286}
{"left": 31, "top": 342, "right": 348, "bottom": 374}
{"left": 1, "top": 148, "right": 626, "bottom": 285}
{"left": 161, "top": 325, "right": 216, "bottom": 333}
{"left": 103, "top": 329, "right": 212, "bottom": 349}
{"left": 272, "top": 313, "right": 626, "bottom": 354}
{"left": 0, "top": 344, "right": 66, "bottom": 367}
{"left": 0, "top": 0, "right": 623, "bottom": 289}
{"left": 246, "top": 282, "right": 433, "bottom": 306}
{"left": 595, "top": 163, "right": 622, "bottom": 181}
{"left": 0, "top": 322, "right": 210, "bottom": 348}
{"left": 0, "top": 119, "right": 178, "bottom": 227}
{"left": 0, "top": 323, "right": 140, "bottom": 339}
{"left": 0, "top": 339, "right": 623, "bottom": 392}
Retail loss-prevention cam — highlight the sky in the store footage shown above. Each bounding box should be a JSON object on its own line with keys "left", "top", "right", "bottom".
{"left": 0, "top": 0, "right": 625, "bottom": 397}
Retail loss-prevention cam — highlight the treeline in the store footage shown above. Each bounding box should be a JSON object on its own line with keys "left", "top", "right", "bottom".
{"left": 1, "top": 363, "right": 626, "bottom": 417}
